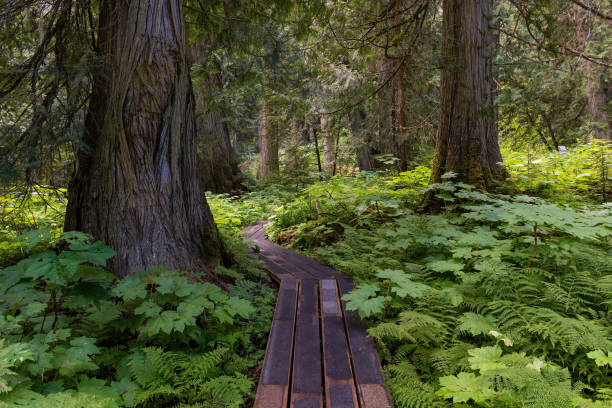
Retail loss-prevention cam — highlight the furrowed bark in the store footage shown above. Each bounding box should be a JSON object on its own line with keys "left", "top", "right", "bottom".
{"left": 65, "top": 0, "right": 225, "bottom": 276}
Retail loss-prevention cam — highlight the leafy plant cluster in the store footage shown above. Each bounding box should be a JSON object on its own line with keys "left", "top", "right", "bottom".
{"left": 263, "top": 166, "right": 431, "bottom": 246}
{"left": 265, "top": 171, "right": 611, "bottom": 407}
{"left": 0, "top": 188, "right": 66, "bottom": 267}
{"left": 206, "top": 184, "right": 300, "bottom": 234}
{"left": 0, "top": 231, "right": 275, "bottom": 407}
{"left": 501, "top": 140, "right": 611, "bottom": 204}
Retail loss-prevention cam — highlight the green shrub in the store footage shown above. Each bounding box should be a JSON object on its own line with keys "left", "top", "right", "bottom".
{"left": 0, "top": 232, "right": 274, "bottom": 407}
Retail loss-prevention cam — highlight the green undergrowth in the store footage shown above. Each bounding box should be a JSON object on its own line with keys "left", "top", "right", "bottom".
{"left": 0, "top": 231, "right": 275, "bottom": 407}
{"left": 0, "top": 187, "right": 66, "bottom": 268}
{"left": 207, "top": 149, "right": 611, "bottom": 407}
{"left": 501, "top": 140, "right": 611, "bottom": 205}
{"left": 1, "top": 143, "right": 610, "bottom": 408}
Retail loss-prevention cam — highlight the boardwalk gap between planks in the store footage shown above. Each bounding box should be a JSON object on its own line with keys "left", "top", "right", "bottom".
{"left": 242, "top": 222, "right": 393, "bottom": 408}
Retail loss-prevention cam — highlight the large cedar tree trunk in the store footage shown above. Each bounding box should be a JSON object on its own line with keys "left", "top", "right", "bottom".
{"left": 65, "top": 0, "right": 225, "bottom": 276}
{"left": 424, "top": 0, "right": 505, "bottom": 208}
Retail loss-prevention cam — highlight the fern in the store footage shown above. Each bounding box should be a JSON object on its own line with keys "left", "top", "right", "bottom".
{"left": 369, "top": 311, "right": 449, "bottom": 346}
{"left": 484, "top": 301, "right": 611, "bottom": 354}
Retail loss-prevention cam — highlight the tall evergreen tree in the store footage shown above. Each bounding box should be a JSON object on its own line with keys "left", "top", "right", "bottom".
{"left": 424, "top": 0, "right": 505, "bottom": 208}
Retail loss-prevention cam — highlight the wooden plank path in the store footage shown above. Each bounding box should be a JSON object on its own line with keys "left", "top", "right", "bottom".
{"left": 242, "top": 222, "right": 393, "bottom": 408}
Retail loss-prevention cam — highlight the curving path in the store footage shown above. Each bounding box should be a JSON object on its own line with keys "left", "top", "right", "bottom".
{"left": 242, "top": 222, "right": 393, "bottom": 408}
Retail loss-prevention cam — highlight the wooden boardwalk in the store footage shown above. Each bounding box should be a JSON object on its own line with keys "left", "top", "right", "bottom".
{"left": 242, "top": 222, "right": 393, "bottom": 408}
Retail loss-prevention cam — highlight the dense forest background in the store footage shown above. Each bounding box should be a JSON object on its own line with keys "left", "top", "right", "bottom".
{"left": 0, "top": 0, "right": 611, "bottom": 407}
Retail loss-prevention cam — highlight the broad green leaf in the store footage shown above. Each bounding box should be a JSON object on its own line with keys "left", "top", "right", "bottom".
{"left": 437, "top": 372, "right": 495, "bottom": 403}
{"left": 457, "top": 313, "right": 497, "bottom": 336}
{"left": 23, "top": 301, "right": 46, "bottom": 317}
{"left": 224, "top": 297, "right": 255, "bottom": 318}
{"left": 375, "top": 269, "right": 429, "bottom": 298}
{"left": 426, "top": 259, "right": 464, "bottom": 275}
{"left": 468, "top": 346, "right": 505, "bottom": 372}
{"left": 342, "top": 284, "right": 390, "bottom": 318}
{"left": 112, "top": 276, "right": 147, "bottom": 301}
{"left": 587, "top": 350, "right": 612, "bottom": 367}
{"left": 134, "top": 301, "right": 162, "bottom": 318}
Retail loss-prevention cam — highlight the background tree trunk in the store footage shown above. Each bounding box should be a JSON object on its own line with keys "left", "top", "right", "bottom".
{"left": 187, "top": 44, "right": 242, "bottom": 192}
{"left": 65, "top": 0, "right": 225, "bottom": 277}
{"left": 350, "top": 109, "right": 373, "bottom": 171}
{"left": 389, "top": 0, "right": 410, "bottom": 171}
{"left": 585, "top": 68, "right": 610, "bottom": 141}
{"left": 320, "top": 115, "right": 335, "bottom": 174}
{"left": 574, "top": 6, "right": 611, "bottom": 142}
{"left": 424, "top": 0, "right": 505, "bottom": 207}
{"left": 311, "top": 124, "right": 323, "bottom": 179}
{"left": 199, "top": 104, "right": 242, "bottom": 193}
{"left": 258, "top": 99, "right": 279, "bottom": 179}
{"left": 391, "top": 59, "right": 409, "bottom": 171}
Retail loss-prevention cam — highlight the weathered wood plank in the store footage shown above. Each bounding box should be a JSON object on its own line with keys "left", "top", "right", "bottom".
{"left": 319, "top": 280, "right": 359, "bottom": 408}
{"left": 293, "top": 396, "right": 323, "bottom": 408}
{"left": 254, "top": 238, "right": 329, "bottom": 279}
{"left": 265, "top": 253, "right": 315, "bottom": 280}
{"left": 241, "top": 222, "right": 265, "bottom": 238}
{"left": 259, "top": 256, "right": 296, "bottom": 283}
{"left": 254, "top": 279, "right": 298, "bottom": 408}
{"left": 252, "top": 237, "right": 339, "bottom": 279}
{"left": 242, "top": 223, "right": 393, "bottom": 408}
{"left": 337, "top": 278, "right": 393, "bottom": 407}
{"left": 291, "top": 279, "right": 323, "bottom": 407}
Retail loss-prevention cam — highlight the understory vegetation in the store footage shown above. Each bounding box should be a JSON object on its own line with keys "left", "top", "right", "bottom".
{"left": 0, "top": 228, "right": 275, "bottom": 407}
{"left": 1, "top": 135, "right": 610, "bottom": 408}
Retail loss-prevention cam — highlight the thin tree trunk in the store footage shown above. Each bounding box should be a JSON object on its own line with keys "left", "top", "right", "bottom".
{"left": 332, "top": 128, "right": 341, "bottom": 176}
{"left": 258, "top": 99, "right": 279, "bottom": 179}
{"left": 350, "top": 109, "right": 373, "bottom": 171}
{"left": 321, "top": 115, "right": 335, "bottom": 174}
{"left": 311, "top": 124, "right": 323, "bottom": 180}
{"left": 394, "top": 59, "right": 409, "bottom": 171}
{"left": 422, "top": 0, "right": 505, "bottom": 210}
{"left": 525, "top": 109, "right": 554, "bottom": 152}
{"left": 65, "top": 0, "right": 225, "bottom": 276}
{"left": 390, "top": 0, "right": 409, "bottom": 171}
{"left": 575, "top": 6, "right": 611, "bottom": 141}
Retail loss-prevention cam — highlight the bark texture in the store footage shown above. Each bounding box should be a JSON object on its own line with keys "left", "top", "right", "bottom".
{"left": 426, "top": 0, "right": 505, "bottom": 195}
{"left": 65, "top": 0, "right": 224, "bottom": 276}
{"left": 310, "top": 124, "right": 323, "bottom": 178}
